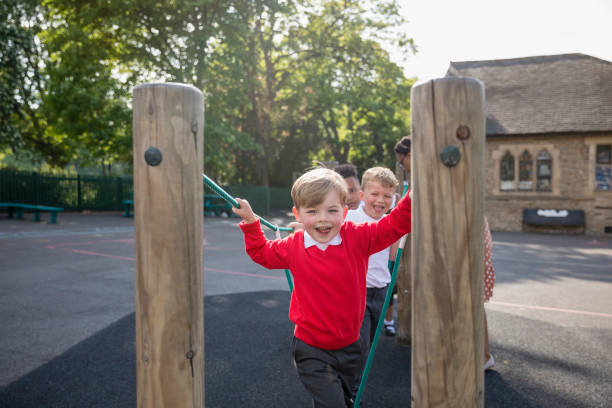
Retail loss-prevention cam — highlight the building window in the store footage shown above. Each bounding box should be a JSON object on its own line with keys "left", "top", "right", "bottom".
{"left": 536, "top": 149, "right": 552, "bottom": 192}
{"left": 596, "top": 145, "right": 611, "bottom": 191}
{"left": 518, "top": 150, "right": 533, "bottom": 191}
{"left": 500, "top": 151, "right": 515, "bottom": 191}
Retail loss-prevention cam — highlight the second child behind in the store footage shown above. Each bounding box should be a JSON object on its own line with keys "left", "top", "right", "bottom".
{"left": 232, "top": 168, "right": 412, "bottom": 407}
{"left": 344, "top": 167, "right": 400, "bottom": 394}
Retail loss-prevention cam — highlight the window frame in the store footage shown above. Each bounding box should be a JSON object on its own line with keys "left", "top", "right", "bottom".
{"left": 492, "top": 144, "right": 560, "bottom": 196}
{"left": 536, "top": 149, "right": 553, "bottom": 192}
{"left": 595, "top": 144, "right": 611, "bottom": 191}
{"left": 518, "top": 150, "right": 533, "bottom": 191}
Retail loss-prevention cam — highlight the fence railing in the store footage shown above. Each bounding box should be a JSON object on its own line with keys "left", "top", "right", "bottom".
{"left": 0, "top": 170, "right": 133, "bottom": 211}
{"left": 0, "top": 169, "right": 291, "bottom": 214}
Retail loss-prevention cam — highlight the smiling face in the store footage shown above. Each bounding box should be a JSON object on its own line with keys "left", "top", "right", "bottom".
{"left": 360, "top": 180, "right": 396, "bottom": 220}
{"left": 292, "top": 190, "right": 347, "bottom": 244}
{"left": 344, "top": 176, "right": 361, "bottom": 210}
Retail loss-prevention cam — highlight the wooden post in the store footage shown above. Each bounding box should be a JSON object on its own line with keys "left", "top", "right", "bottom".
{"left": 133, "top": 83, "right": 204, "bottom": 408}
{"left": 411, "top": 77, "right": 485, "bottom": 407}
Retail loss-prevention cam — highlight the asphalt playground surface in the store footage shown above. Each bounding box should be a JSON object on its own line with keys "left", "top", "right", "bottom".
{"left": 0, "top": 211, "right": 611, "bottom": 407}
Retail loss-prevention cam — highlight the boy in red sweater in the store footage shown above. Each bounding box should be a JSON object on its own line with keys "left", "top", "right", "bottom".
{"left": 233, "top": 168, "right": 411, "bottom": 407}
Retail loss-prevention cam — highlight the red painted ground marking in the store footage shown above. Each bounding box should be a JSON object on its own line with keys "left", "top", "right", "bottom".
{"left": 53, "top": 247, "right": 136, "bottom": 261}
{"left": 490, "top": 300, "right": 612, "bottom": 318}
{"left": 204, "top": 266, "right": 285, "bottom": 280}
{"left": 46, "top": 244, "right": 284, "bottom": 280}
{"left": 46, "top": 238, "right": 133, "bottom": 249}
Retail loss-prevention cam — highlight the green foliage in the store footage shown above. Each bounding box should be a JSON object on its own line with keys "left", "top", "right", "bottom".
{"left": 4, "top": 0, "right": 416, "bottom": 183}
{"left": 277, "top": 0, "right": 415, "bottom": 176}
{"left": 0, "top": 0, "right": 62, "bottom": 163}
{"left": 41, "top": 16, "right": 132, "bottom": 168}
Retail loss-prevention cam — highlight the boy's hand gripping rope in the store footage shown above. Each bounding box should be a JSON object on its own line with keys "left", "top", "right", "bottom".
{"left": 202, "top": 174, "right": 294, "bottom": 291}
{"left": 353, "top": 185, "right": 409, "bottom": 407}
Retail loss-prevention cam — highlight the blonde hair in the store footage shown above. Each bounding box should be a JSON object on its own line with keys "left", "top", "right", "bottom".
{"left": 291, "top": 168, "right": 347, "bottom": 208}
{"left": 361, "top": 167, "right": 398, "bottom": 190}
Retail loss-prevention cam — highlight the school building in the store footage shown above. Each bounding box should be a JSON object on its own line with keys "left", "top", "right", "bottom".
{"left": 446, "top": 53, "right": 612, "bottom": 236}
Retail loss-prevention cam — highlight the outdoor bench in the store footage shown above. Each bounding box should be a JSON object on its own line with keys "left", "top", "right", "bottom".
{"left": 204, "top": 194, "right": 234, "bottom": 217}
{"left": 522, "top": 208, "right": 585, "bottom": 227}
{"left": 122, "top": 200, "right": 134, "bottom": 217}
{"left": 0, "top": 202, "right": 64, "bottom": 224}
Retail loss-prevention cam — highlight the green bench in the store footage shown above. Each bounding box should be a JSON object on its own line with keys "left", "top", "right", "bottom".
{"left": 0, "top": 202, "right": 64, "bottom": 224}
{"left": 204, "top": 194, "right": 235, "bottom": 217}
{"left": 122, "top": 200, "right": 134, "bottom": 217}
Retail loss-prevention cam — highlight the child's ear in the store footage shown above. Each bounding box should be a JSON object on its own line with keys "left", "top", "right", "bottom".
{"left": 292, "top": 206, "right": 300, "bottom": 222}
{"left": 359, "top": 190, "right": 364, "bottom": 200}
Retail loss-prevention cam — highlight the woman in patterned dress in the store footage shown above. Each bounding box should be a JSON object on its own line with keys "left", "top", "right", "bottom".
{"left": 484, "top": 217, "right": 496, "bottom": 370}
{"left": 394, "top": 135, "right": 496, "bottom": 370}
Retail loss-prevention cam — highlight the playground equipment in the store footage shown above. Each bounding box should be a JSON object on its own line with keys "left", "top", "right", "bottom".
{"left": 0, "top": 202, "right": 64, "bottom": 223}
{"left": 132, "top": 77, "right": 486, "bottom": 407}
{"left": 411, "top": 77, "right": 485, "bottom": 407}
{"left": 133, "top": 83, "right": 205, "bottom": 408}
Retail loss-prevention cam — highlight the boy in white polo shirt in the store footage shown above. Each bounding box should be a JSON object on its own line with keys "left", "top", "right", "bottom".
{"left": 344, "top": 167, "right": 400, "bottom": 394}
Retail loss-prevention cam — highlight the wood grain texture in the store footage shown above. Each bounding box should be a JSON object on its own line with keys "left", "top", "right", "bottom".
{"left": 410, "top": 77, "right": 485, "bottom": 408}
{"left": 133, "top": 83, "right": 204, "bottom": 408}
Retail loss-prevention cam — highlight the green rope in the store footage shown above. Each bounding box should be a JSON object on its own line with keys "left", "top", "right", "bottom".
{"left": 203, "top": 174, "right": 293, "bottom": 232}
{"left": 354, "top": 185, "right": 409, "bottom": 407}
{"left": 203, "top": 173, "right": 294, "bottom": 292}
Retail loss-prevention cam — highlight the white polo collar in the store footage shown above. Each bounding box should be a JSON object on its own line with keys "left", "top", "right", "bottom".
{"left": 303, "top": 230, "right": 342, "bottom": 251}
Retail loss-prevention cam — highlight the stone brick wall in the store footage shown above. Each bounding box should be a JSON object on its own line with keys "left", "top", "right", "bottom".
{"left": 484, "top": 133, "right": 612, "bottom": 236}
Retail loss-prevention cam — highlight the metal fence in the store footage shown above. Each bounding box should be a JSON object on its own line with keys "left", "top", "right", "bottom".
{"left": 0, "top": 169, "right": 291, "bottom": 214}
{"left": 0, "top": 170, "right": 133, "bottom": 211}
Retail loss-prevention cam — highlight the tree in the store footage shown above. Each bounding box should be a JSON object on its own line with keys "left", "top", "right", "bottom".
{"left": 0, "top": 0, "right": 66, "bottom": 165}
{"left": 40, "top": 8, "right": 133, "bottom": 171}
{"left": 5, "top": 0, "right": 416, "bottom": 182}
{"left": 52, "top": 0, "right": 262, "bottom": 181}
{"left": 274, "top": 0, "right": 415, "bottom": 177}
{"left": 225, "top": 0, "right": 415, "bottom": 185}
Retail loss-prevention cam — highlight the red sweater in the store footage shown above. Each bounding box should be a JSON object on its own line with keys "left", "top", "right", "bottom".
{"left": 239, "top": 195, "right": 411, "bottom": 350}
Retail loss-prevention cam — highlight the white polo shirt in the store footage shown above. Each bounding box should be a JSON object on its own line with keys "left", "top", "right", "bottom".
{"left": 345, "top": 204, "right": 391, "bottom": 288}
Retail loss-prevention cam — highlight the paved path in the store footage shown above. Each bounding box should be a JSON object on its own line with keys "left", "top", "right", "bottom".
{"left": 0, "top": 212, "right": 611, "bottom": 407}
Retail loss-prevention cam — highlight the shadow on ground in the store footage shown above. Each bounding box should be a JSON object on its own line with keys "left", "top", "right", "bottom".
{"left": 0, "top": 291, "right": 607, "bottom": 407}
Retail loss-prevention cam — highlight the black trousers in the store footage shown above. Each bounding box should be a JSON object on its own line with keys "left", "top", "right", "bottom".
{"left": 361, "top": 286, "right": 388, "bottom": 345}
{"left": 291, "top": 336, "right": 366, "bottom": 408}
{"left": 352, "top": 286, "right": 387, "bottom": 396}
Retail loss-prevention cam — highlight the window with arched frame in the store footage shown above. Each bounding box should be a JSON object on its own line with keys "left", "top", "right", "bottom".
{"left": 500, "top": 151, "right": 515, "bottom": 191}
{"left": 595, "top": 144, "right": 611, "bottom": 191}
{"left": 518, "top": 150, "right": 533, "bottom": 190}
{"left": 536, "top": 149, "right": 552, "bottom": 192}
{"left": 496, "top": 145, "right": 556, "bottom": 194}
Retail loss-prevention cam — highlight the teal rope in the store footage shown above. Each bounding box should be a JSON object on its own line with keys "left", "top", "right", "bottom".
{"left": 284, "top": 270, "right": 294, "bottom": 292}
{"left": 354, "top": 185, "right": 409, "bottom": 407}
{"left": 203, "top": 173, "right": 294, "bottom": 292}
{"left": 203, "top": 174, "right": 293, "bottom": 232}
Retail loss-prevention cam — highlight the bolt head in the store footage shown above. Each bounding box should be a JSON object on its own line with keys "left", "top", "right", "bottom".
{"left": 440, "top": 145, "right": 461, "bottom": 167}
{"left": 456, "top": 125, "right": 471, "bottom": 140}
{"left": 144, "top": 146, "right": 162, "bottom": 166}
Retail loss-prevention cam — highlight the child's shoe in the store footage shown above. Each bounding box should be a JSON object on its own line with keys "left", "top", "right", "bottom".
{"left": 484, "top": 355, "right": 495, "bottom": 371}
{"left": 384, "top": 323, "right": 396, "bottom": 336}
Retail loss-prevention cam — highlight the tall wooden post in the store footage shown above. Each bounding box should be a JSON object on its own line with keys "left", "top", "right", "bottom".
{"left": 133, "top": 83, "right": 204, "bottom": 408}
{"left": 411, "top": 77, "right": 485, "bottom": 407}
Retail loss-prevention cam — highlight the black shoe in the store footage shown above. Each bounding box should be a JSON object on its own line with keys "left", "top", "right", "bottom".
{"left": 384, "top": 324, "right": 396, "bottom": 336}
